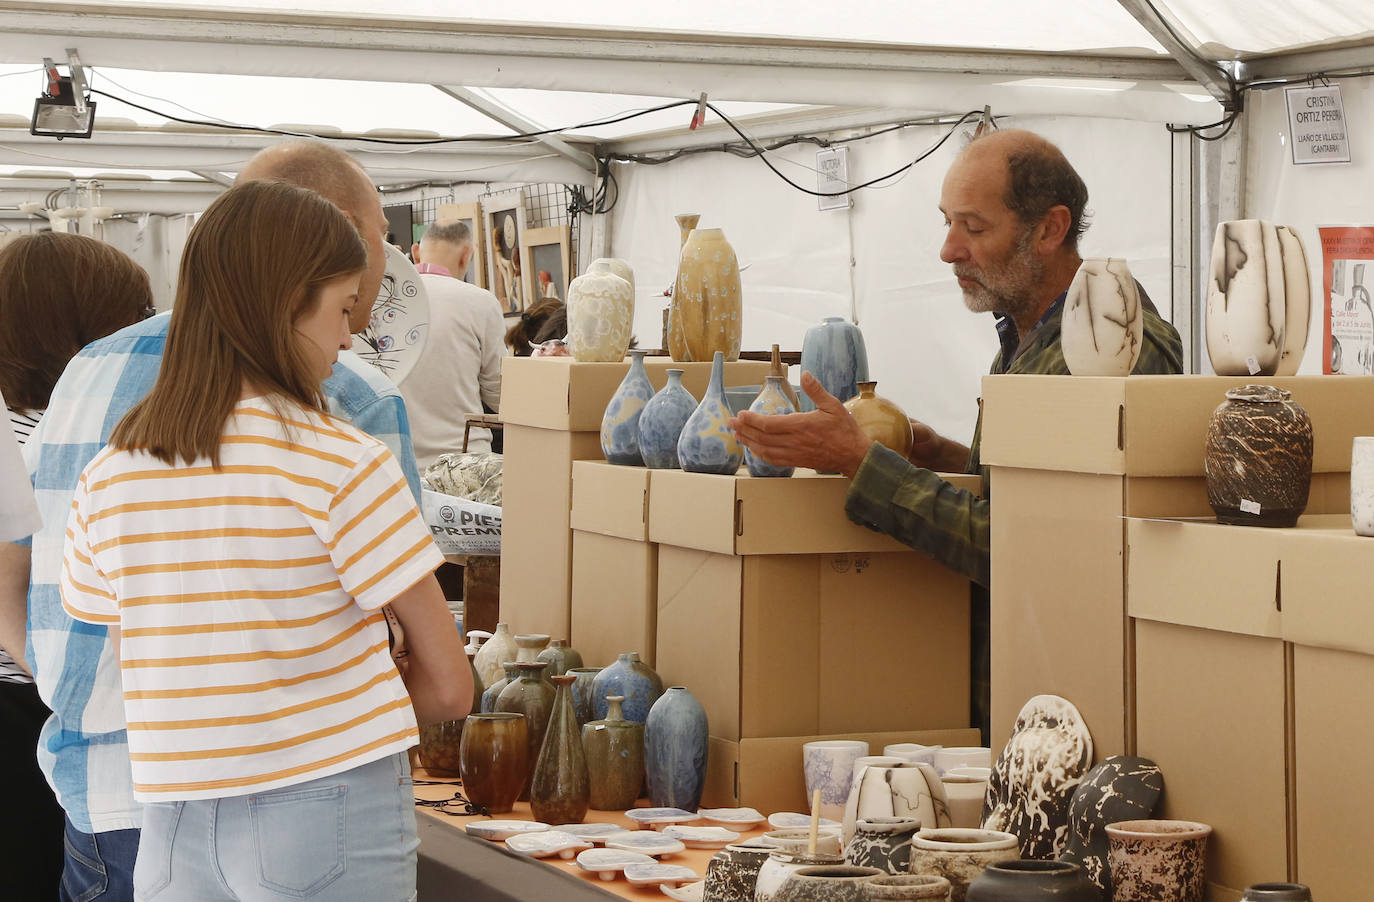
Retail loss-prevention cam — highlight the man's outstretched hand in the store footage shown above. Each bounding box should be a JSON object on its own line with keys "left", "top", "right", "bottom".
{"left": 729, "top": 371, "right": 874, "bottom": 478}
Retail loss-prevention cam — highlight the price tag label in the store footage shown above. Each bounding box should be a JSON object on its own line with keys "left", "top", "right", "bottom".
{"left": 1239, "top": 499, "right": 1262, "bottom": 515}
{"left": 1285, "top": 84, "right": 1352, "bottom": 165}
{"left": 1245, "top": 355, "right": 1261, "bottom": 375}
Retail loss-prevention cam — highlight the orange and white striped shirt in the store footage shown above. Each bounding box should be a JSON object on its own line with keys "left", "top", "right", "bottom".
{"left": 60, "top": 396, "right": 443, "bottom": 802}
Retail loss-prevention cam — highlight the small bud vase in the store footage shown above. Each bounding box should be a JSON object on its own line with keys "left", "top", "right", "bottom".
{"left": 677, "top": 350, "right": 743, "bottom": 475}
{"left": 843, "top": 382, "right": 913, "bottom": 459}
{"left": 638, "top": 368, "right": 698, "bottom": 469}
{"left": 582, "top": 694, "right": 645, "bottom": 810}
{"left": 601, "top": 349, "right": 654, "bottom": 465}
{"left": 745, "top": 375, "right": 797, "bottom": 478}
{"left": 530, "top": 674, "right": 590, "bottom": 825}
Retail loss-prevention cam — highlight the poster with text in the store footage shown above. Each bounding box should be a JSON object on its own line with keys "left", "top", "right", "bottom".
{"left": 1321, "top": 226, "right": 1374, "bottom": 374}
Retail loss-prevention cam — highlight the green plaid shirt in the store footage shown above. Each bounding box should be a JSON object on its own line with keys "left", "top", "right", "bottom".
{"left": 845, "top": 289, "right": 1183, "bottom": 587}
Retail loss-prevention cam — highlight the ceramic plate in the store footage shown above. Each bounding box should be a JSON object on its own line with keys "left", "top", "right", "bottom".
{"left": 624, "top": 863, "right": 701, "bottom": 888}
{"left": 605, "top": 831, "right": 687, "bottom": 857}
{"left": 767, "top": 812, "right": 841, "bottom": 830}
{"left": 697, "top": 807, "right": 764, "bottom": 828}
{"left": 553, "top": 822, "right": 627, "bottom": 844}
{"left": 351, "top": 243, "right": 429, "bottom": 385}
{"left": 983, "top": 694, "right": 1094, "bottom": 859}
{"left": 465, "top": 820, "right": 550, "bottom": 841}
{"left": 625, "top": 807, "right": 702, "bottom": 829}
{"left": 661, "top": 879, "right": 705, "bottom": 901}
{"left": 663, "top": 825, "right": 741, "bottom": 849}
{"left": 504, "top": 830, "right": 592, "bottom": 859}
{"left": 576, "top": 848, "right": 658, "bottom": 881}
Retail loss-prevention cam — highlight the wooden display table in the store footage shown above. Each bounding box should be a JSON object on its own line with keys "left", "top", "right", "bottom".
{"left": 414, "top": 769, "right": 768, "bottom": 901}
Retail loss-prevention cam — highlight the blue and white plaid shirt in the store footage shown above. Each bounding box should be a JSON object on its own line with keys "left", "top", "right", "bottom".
{"left": 23, "top": 314, "right": 421, "bottom": 833}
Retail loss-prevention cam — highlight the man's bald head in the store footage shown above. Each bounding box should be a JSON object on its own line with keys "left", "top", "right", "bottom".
{"left": 959, "top": 129, "right": 1091, "bottom": 250}
{"left": 237, "top": 141, "right": 388, "bottom": 333}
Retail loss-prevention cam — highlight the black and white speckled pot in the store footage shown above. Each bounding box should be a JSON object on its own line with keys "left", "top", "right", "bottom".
{"left": 845, "top": 817, "right": 922, "bottom": 874}
{"left": 1105, "top": 819, "right": 1212, "bottom": 902}
{"left": 775, "top": 865, "right": 883, "bottom": 902}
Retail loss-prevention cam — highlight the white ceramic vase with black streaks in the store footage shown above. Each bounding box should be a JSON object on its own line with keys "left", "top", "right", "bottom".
{"left": 844, "top": 817, "right": 921, "bottom": 875}
{"left": 1205, "top": 220, "right": 1311, "bottom": 377}
{"left": 1061, "top": 258, "right": 1143, "bottom": 376}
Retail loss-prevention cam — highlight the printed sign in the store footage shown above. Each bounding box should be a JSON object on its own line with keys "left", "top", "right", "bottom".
{"left": 421, "top": 489, "right": 501, "bottom": 556}
{"left": 1285, "top": 84, "right": 1351, "bottom": 165}
{"left": 816, "top": 146, "right": 852, "bottom": 211}
{"left": 1319, "top": 225, "right": 1374, "bottom": 374}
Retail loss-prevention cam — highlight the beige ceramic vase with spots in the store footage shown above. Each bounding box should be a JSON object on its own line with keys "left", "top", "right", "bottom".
{"left": 669, "top": 227, "right": 742, "bottom": 362}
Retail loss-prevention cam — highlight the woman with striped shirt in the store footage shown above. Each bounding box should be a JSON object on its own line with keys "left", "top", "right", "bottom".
{"left": 60, "top": 180, "right": 471, "bottom": 901}
{"left": 0, "top": 230, "right": 154, "bottom": 898}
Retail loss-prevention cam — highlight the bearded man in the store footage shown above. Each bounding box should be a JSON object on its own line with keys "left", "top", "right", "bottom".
{"left": 730, "top": 128, "right": 1184, "bottom": 739}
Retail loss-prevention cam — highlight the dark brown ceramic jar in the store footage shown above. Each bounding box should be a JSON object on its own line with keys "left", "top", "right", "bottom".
{"left": 1204, "top": 384, "right": 1313, "bottom": 527}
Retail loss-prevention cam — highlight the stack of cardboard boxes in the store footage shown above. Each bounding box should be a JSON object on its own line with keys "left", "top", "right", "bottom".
{"left": 981, "top": 373, "right": 1374, "bottom": 901}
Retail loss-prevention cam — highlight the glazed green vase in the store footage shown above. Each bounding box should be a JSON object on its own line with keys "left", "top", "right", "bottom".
{"left": 536, "top": 639, "right": 585, "bottom": 678}
{"left": 568, "top": 667, "right": 605, "bottom": 727}
{"left": 582, "top": 694, "right": 646, "bottom": 810}
{"left": 494, "top": 661, "right": 555, "bottom": 799}
{"left": 530, "top": 674, "right": 591, "bottom": 824}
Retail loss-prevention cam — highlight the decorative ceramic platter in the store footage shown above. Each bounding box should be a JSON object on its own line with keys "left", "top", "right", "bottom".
{"left": 626, "top": 807, "right": 702, "bottom": 829}
{"left": 767, "top": 812, "right": 841, "bottom": 830}
{"left": 576, "top": 848, "right": 658, "bottom": 881}
{"left": 605, "top": 831, "right": 687, "bottom": 857}
{"left": 624, "top": 863, "right": 701, "bottom": 888}
{"left": 553, "top": 822, "right": 626, "bottom": 844}
{"left": 697, "top": 807, "right": 765, "bottom": 828}
{"left": 465, "top": 820, "right": 550, "bottom": 841}
{"left": 663, "top": 825, "right": 741, "bottom": 849}
{"left": 983, "top": 694, "right": 1094, "bottom": 859}
{"left": 504, "top": 830, "right": 592, "bottom": 859}
{"left": 351, "top": 243, "right": 429, "bottom": 385}
{"left": 661, "top": 879, "right": 706, "bottom": 901}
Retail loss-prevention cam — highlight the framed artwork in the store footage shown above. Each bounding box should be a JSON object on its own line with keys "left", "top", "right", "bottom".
{"left": 521, "top": 225, "right": 572, "bottom": 305}
{"left": 479, "top": 190, "right": 528, "bottom": 315}
{"left": 435, "top": 201, "right": 485, "bottom": 289}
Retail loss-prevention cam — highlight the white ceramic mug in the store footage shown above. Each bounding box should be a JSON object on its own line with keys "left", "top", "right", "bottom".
{"left": 802, "top": 740, "right": 870, "bottom": 822}
{"left": 883, "top": 743, "right": 942, "bottom": 767}
{"left": 1351, "top": 437, "right": 1374, "bottom": 536}
{"left": 934, "top": 747, "right": 992, "bottom": 773}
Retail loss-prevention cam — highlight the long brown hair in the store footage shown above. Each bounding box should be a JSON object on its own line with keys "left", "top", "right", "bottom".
{"left": 0, "top": 232, "right": 152, "bottom": 413}
{"left": 111, "top": 180, "right": 367, "bottom": 466}
{"left": 505, "top": 299, "right": 565, "bottom": 355}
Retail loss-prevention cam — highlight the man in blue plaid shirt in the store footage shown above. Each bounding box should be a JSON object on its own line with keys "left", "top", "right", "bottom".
{"left": 17, "top": 141, "right": 422, "bottom": 902}
{"left": 733, "top": 129, "right": 1183, "bottom": 742}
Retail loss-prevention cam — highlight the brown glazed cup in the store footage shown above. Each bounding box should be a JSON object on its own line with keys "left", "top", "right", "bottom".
{"left": 417, "top": 719, "right": 465, "bottom": 777}
{"left": 458, "top": 712, "right": 528, "bottom": 813}
{"left": 1106, "top": 819, "right": 1212, "bottom": 902}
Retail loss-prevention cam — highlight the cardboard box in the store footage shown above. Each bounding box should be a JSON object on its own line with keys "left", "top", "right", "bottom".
{"left": 1133, "top": 619, "right": 1290, "bottom": 895}
{"left": 570, "top": 461, "right": 652, "bottom": 541}
{"left": 980, "top": 374, "right": 1374, "bottom": 476}
{"left": 501, "top": 356, "right": 770, "bottom": 431}
{"left": 498, "top": 424, "right": 603, "bottom": 637}
{"left": 1292, "top": 643, "right": 1374, "bottom": 900}
{"left": 702, "top": 727, "right": 983, "bottom": 812}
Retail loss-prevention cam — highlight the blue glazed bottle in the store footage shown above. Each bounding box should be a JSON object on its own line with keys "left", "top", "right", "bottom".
{"left": 677, "top": 351, "right": 743, "bottom": 475}
{"left": 799, "top": 316, "right": 869, "bottom": 410}
{"left": 481, "top": 661, "right": 520, "bottom": 713}
{"left": 590, "top": 652, "right": 664, "bottom": 723}
{"left": 644, "top": 686, "right": 709, "bottom": 811}
{"left": 601, "top": 349, "right": 654, "bottom": 465}
{"left": 744, "top": 375, "right": 797, "bottom": 478}
{"left": 638, "top": 369, "right": 698, "bottom": 469}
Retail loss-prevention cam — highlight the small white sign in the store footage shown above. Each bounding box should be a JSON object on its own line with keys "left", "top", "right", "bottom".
{"left": 1284, "top": 84, "right": 1352, "bottom": 165}
{"left": 816, "top": 146, "right": 852, "bottom": 211}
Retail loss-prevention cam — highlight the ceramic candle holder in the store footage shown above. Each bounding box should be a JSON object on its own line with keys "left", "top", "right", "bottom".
{"left": 805, "top": 740, "right": 870, "bottom": 822}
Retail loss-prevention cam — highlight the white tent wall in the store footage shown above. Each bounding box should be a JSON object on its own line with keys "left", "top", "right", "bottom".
{"left": 1245, "top": 76, "right": 1374, "bottom": 375}
{"left": 607, "top": 115, "right": 1172, "bottom": 444}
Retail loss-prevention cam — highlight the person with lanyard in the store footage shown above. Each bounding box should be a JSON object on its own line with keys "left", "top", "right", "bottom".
{"left": 60, "top": 178, "right": 470, "bottom": 900}
{"left": 731, "top": 128, "right": 1184, "bottom": 742}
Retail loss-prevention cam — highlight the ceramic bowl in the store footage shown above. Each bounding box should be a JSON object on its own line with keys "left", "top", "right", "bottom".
{"left": 504, "top": 830, "right": 592, "bottom": 859}
{"left": 576, "top": 847, "right": 659, "bottom": 881}
{"left": 946, "top": 766, "right": 991, "bottom": 781}
{"left": 465, "top": 820, "right": 551, "bottom": 841}
{"left": 698, "top": 807, "right": 765, "bottom": 828}
{"left": 934, "top": 747, "right": 992, "bottom": 773}
{"left": 883, "top": 743, "right": 942, "bottom": 767}
{"left": 624, "top": 863, "right": 701, "bottom": 888}
{"left": 606, "top": 831, "right": 688, "bottom": 857}
{"left": 626, "top": 807, "right": 702, "bottom": 829}
{"left": 664, "top": 825, "right": 742, "bottom": 848}
{"left": 760, "top": 828, "right": 843, "bottom": 856}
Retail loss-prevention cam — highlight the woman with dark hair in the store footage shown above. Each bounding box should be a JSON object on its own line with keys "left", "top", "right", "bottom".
{"left": 0, "top": 230, "right": 152, "bottom": 899}
{"left": 60, "top": 180, "right": 469, "bottom": 900}
{"left": 505, "top": 297, "right": 566, "bottom": 355}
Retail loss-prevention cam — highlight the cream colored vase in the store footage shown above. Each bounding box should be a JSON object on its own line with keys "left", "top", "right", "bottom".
{"left": 842, "top": 761, "right": 951, "bottom": 844}
{"left": 1205, "top": 220, "right": 1310, "bottom": 377}
{"left": 669, "top": 227, "right": 743, "bottom": 362}
{"left": 565, "top": 262, "right": 634, "bottom": 362}
{"left": 1060, "top": 258, "right": 1143, "bottom": 376}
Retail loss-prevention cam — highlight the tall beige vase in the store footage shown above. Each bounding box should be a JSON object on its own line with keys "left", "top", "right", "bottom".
{"left": 669, "top": 227, "right": 743, "bottom": 362}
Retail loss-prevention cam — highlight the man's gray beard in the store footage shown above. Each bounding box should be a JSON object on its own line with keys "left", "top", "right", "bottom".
{"left": 957, "top": 230, "right": 1043, "bottom": 322}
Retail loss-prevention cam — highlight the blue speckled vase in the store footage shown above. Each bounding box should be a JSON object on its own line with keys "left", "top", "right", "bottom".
{"left": 481, "top": 661, "right": 520, "bottom": 713}
{"left": 568, "top": 666, "right": 604, "bottom": 727}
{"left": 638, "top": 368, "right": 697, "bottom": 469}
{"left": 744, "top": 375, "right": 797, "bottom": 478}
{"left": 799, "top": 316, "right": 869, "bottom": 410}
{"left": 590, "top": 652, "right": 664, "bottom": 724}
{"left": 677, "top": 351, "right": 742, "bottom": 475}
{"left": 601, "top": 349, "right": 654, "bottom": 465}
{"left": 644, "top": 687, "right": 709, "bottom": 811}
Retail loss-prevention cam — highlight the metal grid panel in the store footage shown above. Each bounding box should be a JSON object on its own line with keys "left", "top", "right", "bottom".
{"left": 406, "top": 184, "right": 580, "bottom": 274}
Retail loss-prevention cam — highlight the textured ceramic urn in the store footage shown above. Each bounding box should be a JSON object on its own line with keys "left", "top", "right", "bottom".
{"left": 566, "top": 262, "right": 634, "bottom": 362}
{"left": 1203, "top": 385, "right": 1313, "bottom": 528}
{"left": 669, "top": 228, "right": 743, "bottom": 362}
{"left": 1060, "top": 258, "right": 1143, "bottom": 376}
{"left": 1105, "top": 820, "right": 1212, "bottom": 902}
{"left": 1205, "top": 220, "right": 1310, "bottom": 377}
{"left": 844, "top": 382, "right": 914, "bottom": 459}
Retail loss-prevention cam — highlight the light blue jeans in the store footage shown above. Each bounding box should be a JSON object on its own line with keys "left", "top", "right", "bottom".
{"left": 134, "top": 752, "right": 418, "bottom": 902}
